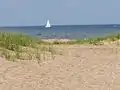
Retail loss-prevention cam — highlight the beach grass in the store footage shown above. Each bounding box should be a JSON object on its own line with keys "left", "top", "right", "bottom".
{"left": 52, "top": 33, "right": 120, "bottom": 45}
{"left": 0, "top": 32, "right": 55, "bottom": 62}
{"left": 0, "top": 31, "right": 120, "bottom": 62}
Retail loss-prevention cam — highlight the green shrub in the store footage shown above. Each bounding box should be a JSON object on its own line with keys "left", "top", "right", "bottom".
{"left": 0, "top": 32, "right": 38, "bottom": 51}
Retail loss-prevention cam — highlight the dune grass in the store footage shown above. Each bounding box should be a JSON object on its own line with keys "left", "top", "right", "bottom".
{"left": 0, "top": 32, "right": 37, "bottom": 50}
{"left": 0, "top": 31, "right": 120, "bottom": 62}
{"left": 0, "top": 32, "right": 55, "bottom": 62}
{"left": 52, "top": 33, "right": 120, "bottom": 45}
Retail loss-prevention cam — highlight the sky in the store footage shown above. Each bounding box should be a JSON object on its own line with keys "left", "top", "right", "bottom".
{"left": 0, "top": 0, "right": 120, "bottom": 26}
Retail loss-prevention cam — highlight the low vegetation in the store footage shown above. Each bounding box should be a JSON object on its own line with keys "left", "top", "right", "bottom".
{"left": 0, "top": 32, "right": 55, "bottom": 62}
{"left": 52, "top": 33, "right": 120, "bottom": 45}
{"left": 0, "top": 31, "right": 120, "bottom": 62}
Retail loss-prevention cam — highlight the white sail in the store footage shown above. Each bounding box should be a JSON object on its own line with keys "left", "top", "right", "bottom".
{"left": 45, "top": 20, "right": 51, "bottom": 28}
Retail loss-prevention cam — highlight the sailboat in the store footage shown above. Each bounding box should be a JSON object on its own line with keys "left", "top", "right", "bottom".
{"left": 45, "top": 20, "right": 51, "bottom": 28}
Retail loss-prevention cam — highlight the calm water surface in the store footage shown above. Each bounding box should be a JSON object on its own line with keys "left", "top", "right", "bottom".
{"left": 0, "top": 24, "right": 120, "bottom": 39}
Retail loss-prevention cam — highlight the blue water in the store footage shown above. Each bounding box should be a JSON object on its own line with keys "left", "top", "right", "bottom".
{"left": 0, "top": 24, "right": 120, "bottom": 39}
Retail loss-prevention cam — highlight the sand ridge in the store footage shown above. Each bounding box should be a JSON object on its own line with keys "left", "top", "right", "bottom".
{"left": 0, "top": 45, "right": 120, "bottom": 90}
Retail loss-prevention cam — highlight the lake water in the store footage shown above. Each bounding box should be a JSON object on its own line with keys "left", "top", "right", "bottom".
{"left": 0, "top": 24, "right": 120, "bottom": 39}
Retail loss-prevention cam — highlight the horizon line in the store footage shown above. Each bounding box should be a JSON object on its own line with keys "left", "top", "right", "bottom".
{"left": 0, "top": 24, "right": 120, "bottom": 27}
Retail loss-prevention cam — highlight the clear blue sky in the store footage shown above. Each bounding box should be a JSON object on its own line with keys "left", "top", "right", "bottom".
{"left": 0, "top": 0, "right": 120, "bottom": 26}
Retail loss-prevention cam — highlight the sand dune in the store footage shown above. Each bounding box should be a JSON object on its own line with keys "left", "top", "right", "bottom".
{"left": 0, "top": 44, "right": 120, "bottom": 90}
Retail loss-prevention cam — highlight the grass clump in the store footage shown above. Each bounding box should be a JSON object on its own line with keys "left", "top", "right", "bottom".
{"left": 0, "top": 32, "right": 56, "bottom": 63}
{"left": 104, "top": 33, "right": 120, "bottom": 41}
{"left": 52, "top": 38, "right": 104, "bottom": 45}
{"left": 52, "top": 33, "right": 120, "bottom": 45}
{"left": 0, "top": 32, "right": 38, "bottom": 51}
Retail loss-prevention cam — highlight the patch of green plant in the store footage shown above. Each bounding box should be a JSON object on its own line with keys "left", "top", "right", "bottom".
{"left": 0, "top": 32, "right": 39, "bottom": 51}
{"left": 51, "top": 32, "right": 120, "bottom": 45}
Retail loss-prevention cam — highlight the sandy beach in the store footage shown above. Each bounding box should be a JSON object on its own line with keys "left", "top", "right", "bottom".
{"left": 0, "top": 0, "right": 120, "bottom": 89}
{"left": 0, "top": 43, "right": 120, "bottom": 90}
